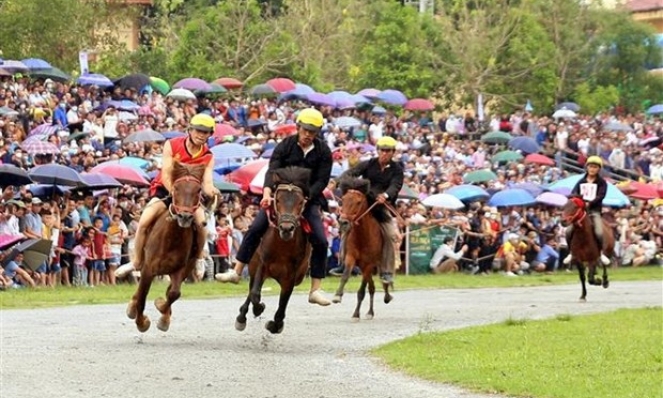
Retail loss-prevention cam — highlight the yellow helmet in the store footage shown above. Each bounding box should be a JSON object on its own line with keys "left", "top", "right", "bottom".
{"left": 296, "top": 108, "right": 324, "bottom": 132}
{"left": 190, "top": 113, "right": 215, "bottom": 133}
{"left": 376, "top": 136, "right": 398, "bottom": 149}
{"left": 586, "top": 156, "right": 603, "bottom": 168}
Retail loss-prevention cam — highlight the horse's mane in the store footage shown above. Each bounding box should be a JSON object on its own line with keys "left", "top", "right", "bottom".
{"left": 338, "top": 175, "right": 370, "bottom": 196}
{"left": 172, "top": 161, "right": 206, "bottom": 182}
{"left": 272, "top": 167, "right": 311, "bottom": 196}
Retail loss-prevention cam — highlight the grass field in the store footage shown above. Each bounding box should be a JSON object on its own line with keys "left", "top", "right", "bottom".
{"left": 0, "top": 266, "right": 660, "bottom": 310}
{"left": 373, "top": 307, "right": 663, "bottom": 398}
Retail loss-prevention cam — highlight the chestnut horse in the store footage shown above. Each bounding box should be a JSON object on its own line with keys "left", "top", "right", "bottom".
{"left": 561, "top": 196, "right": 614, "bottom": 301}
{"left": 126, "top": 161, "right": 207, "bottom": 333}
{"left": 235, "top": 167, "right": 312, "bottom": 334}
{"left": 332, "top": 176, "right": 392, "bottom": 320}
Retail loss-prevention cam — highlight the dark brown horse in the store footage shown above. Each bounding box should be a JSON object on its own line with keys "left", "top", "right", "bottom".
{"left": 333, "top": 176, "right": 392, "bottom": 320}
{"left": 126, "top": 161, "right": 206, "bottom": 332}
{"left": 561, "top": 196, "right": 614, "bottom": 301}
{"left": 235, "top": 167, "right": 312, "bottom": 334}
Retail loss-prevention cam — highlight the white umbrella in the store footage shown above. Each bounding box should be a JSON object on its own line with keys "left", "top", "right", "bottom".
{"left": 167, "top": 88, "right": 196, "bottom": 101}
{"left": 552, "top": 108, "right": 576, "bottom": 119}
{"left": 422, "top": 193, "right": 465, "bottom": 210}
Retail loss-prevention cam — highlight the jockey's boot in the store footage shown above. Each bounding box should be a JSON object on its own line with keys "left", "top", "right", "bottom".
{"left": 115, "top": 262, "right": 135, "bottom": 278}
{"left": 596, "top": 236, "right": 610, "bottom": 265}
{"left": 380, "top": 272, "right": 394, "bottom": 285}
{"left": 563, "top": 254, "right": 573, "bottom": 265}
{"left": 308, "top": 289, "right": 331, "bottom": 306}
{"left": 215, "top": 264, "right": 242, "bottom": 284}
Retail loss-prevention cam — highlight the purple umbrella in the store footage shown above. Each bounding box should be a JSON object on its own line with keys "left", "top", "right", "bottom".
{"left": 78, "top": 73, "right": 114, "bottom": 87}
{"left": 335, "top": 99, "right": 355, "bottom": 110}
{"left": 549, "top": 187, "right": 571, "bottom": 196}
{"left": 357, "top": 88, "right": 381, "bottom": 98}
{"left": 510, "top": 182, "right": 544, "bottom": 197}
{"left": 349, "top": 94, "right": 371, "bottom": 105}
{"left": 28, "top": 164, "right": 87, "bottom": 187}
{"left": 29, "top": 124, "right": 59, "bottom": 137}
{"left": 327, "top": 91, "right": 352, "bottom": 101}
{"left": 80, "top": 173, "right": 123, "bottom": 189}
{"left": 21, "top": 141, "right": 60, "bottom": 156}
{"left": 0, "top": 60, "right": 28, "bottom": 73}
{"left": 535, "top": 192, "right": 568, "bottom": 207}
{"left": 261, "top": 147, "right": 275, "bottom": 158}
{"left": 306, "top": 92, "right": 336, "bottom": 107}
{"left": 173, "top": 78, "right": 213, "bottom": 92}
{"left": 377, "top": 89, "right": 408, "bottom": 106}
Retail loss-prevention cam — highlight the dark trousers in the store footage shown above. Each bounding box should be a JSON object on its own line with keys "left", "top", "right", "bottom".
{"left": 236, "top": 204, "right": 328, "bottom": 279}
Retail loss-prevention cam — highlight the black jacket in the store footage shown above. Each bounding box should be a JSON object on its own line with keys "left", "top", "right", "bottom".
{"left": 341, "top": 158, "right": 404, "bottom": 206}
{"left": 571, "top": 173, "right": 607, "bottom": 212}
{"left": 264, "top": 134, "right": 333, "bottom": 209}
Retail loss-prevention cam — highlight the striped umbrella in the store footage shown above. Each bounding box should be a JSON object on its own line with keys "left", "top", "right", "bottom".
{"left": 29, "top": 124, "right": 59, "bottom": 137}
{"left": 21, "top": 140, "right": 60, "bottom": 156}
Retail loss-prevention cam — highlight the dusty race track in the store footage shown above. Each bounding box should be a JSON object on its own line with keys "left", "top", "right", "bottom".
{"left": 1, "top": 281, "right": 661, "bottom": 398}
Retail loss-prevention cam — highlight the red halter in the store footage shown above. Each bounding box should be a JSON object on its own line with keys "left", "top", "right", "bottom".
{"left": 170, "top": 175, "right": 202, "bottom": 215}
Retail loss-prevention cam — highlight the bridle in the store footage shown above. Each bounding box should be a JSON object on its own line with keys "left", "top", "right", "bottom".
{"left": 563, "top": 197, "right": 587, "bottom": 226}
{"left": 268, "top": 184, "right": 306, "bottom": 229}
{"left": 169, "top": 175, "right": 202, "bottom": 216}
{"left": 339, "top": 189, "right": 376, "bottom": 226}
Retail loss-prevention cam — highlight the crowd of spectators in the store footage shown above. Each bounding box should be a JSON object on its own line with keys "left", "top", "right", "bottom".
{"left": 0, "top": 74, "right": 661, "bottom": 290}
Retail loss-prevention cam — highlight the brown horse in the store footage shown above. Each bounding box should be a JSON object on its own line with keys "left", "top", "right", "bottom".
{"left": 126, "top": 161, "right": 206, "bottom": 332}
{"left": 235, "top": 167, "right": 312, "bottom": 334}
{"left": 332, "top": 176, "right": 392, "bottom": 320}
{"left": 561, "top": 196, "right": 614, "bottom": 301}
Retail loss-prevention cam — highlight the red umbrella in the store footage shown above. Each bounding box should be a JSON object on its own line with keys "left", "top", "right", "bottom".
{"left": 90, "top": 163, "right": 149, "bottom": 186}
{"left": 214, "top": 123, "right": 240, "bottom": 141}
{"left": 226, "top": 159, "right": 269, "bottom": 192}
{"left": 624, "top": 182, "right": 659, "bottom": 200}
{"left": 404, "top": 98, "right": 434, "bottom": 111}
{"left": 214, "top": 77, "right": 243, "bottom": 90}
{"left": 266, "top": 78, "right": 296, "bottom": 93}
{"left": 524, "top": 153, "right": 555, "bottom": 166}
{"left": 273, "top": 124, "right": 297, "bottom": 136}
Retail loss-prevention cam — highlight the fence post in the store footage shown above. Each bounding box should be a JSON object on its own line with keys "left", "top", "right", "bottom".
{"left": 405, "top": 224, "right": 410, "bottom": 276}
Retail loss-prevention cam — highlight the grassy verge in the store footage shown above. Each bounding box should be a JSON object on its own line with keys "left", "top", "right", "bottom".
{"left": 1, "top": 266, "right": 660, "bottom": 310}
{"left": 373, "top": 307, "right": 663, "bottom": 398}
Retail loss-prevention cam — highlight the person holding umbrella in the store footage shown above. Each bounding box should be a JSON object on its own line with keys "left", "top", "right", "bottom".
{"left": 115, "top": 114, "right": 220, "bottom": 278}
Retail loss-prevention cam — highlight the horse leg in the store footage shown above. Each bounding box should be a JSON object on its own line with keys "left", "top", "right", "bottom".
{"left": 601, "top": 262, "right": 609, "bottom": 289}
{"left": 588, "top": 264, "right": 598, "bottom": 285}
{"left": 365, "top": 275, "right": 376, "bottom": 320}
{"left": 154, "top": 270, "right": 185, "bottom": 332}
{"left": 265, "top": 281, "right": 294, "bottom": 334}
{"left": 132, "top": 272, "right": 154, "bottom": 332}
{"left": 577, "top": 262, "right": 587, "bottom": 302}
{"left": 383, "top": 277, "right": 393, "bottom": 304}
{"left": 332, "top": 257, "right": 354, "bottom": 304}
{"left": 352, "top": 279, "right": 368, "bottom": 321}
{"left": 235, "top": 295, "right": 251, "bottom": 332}
{"left": 249, "top": 266, "right": 266, "bottom": 318}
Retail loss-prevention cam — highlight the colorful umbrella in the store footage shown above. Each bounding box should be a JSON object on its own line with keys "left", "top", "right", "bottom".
{"left": 150, "top": 76, "right": 170, "bottom": 95}
{"left": 214, "top": 77, "right": 244, "bottom": 89}
{"left": 619, "top": 182, "right": 659, "bottom": 200}
{"left": 545, "top": 175, "right": 630, "bottom": 207}
{"left": 173, "top": 77, "right": 212, "bottom": 92}
{"left": 404, "top": 98, "right": 434, "bottom": 111}
{"left": 266, "top": 78, "right": 296, "bottom": 93}
{"left": 524, "top": 153, "right": 555, "bottom": 166}
{"left": 90, "top": 163, "right": 149, "bottom": 186}
{"left": 226, "top": 159, "right": 269, "bottom": 192}
{"left": 0, "top": 234, "right": 25, "bottom": 251}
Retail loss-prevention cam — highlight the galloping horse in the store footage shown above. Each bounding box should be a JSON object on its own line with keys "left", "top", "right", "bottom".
{"left": 126, "top": 161, "right": 208, "bottom": 332}
{"left": 561, "top": 196, "right": 614, "bottom": 301}
{"left": 332, "top": 176, "right": 393, "bottom": 320}
{"left": 235, "top": 167, "right": 312, "bottom": 334}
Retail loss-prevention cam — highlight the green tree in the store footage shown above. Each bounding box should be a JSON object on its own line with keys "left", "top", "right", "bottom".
{"left": 573, "top": 82, "right": 619, "bottom": 115}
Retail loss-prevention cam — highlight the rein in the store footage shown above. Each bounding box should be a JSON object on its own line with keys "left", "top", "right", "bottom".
{"left": 169, "top": 175, "right": 202, "bottom": 216}
{"left": 341, "top": 189, "right": 403, "bottom": 225}
{"left": 563, "top": 202, "right": 587, "bottom": 227}
{"left": 267, "top": 183, "right": 306, "bottom": 229}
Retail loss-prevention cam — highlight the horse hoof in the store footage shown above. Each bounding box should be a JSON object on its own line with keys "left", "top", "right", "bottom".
{"left": 351, "top": 316, "right": 360, "bottom": 323}
{"left": 154, "top": 297, "right": 167, "bottom": 313}
{"left": 235, "top": 320, "right": 246, "bottom": 332}
{"left": 603, "top": 280, "right": 610, "bottom": 289}
{"left": 384, "top": 294, "right": 393, "bottom": 304}
{"left": 365, "top": 314, "right": 374, "bottom": 320}
{"left": 265, "top": 320, "right": 284, "bottom": 334}
{"left": 332, "top": 296, "right": 342, "bottom": 304}
{"left": 157, "top": 318, "right": 170, "bottom": 332}
{"left": 579, "top": 297, "right": 587, "bottom": 302}
{"left": 126, "top": 302, "right": 137, "bottom": 320}
{"left": 137, "top": 318, "right": 151, "bottom": 333}
{"left": 253, "top": 303, "right": 266, "bottom": 317}
{"left": 594, "top": 277, "right": 602, "bottom": 285}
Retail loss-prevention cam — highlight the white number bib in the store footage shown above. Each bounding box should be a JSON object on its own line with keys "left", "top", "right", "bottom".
{"left": 579, "top": 183, "right": 597, "bottom": 202}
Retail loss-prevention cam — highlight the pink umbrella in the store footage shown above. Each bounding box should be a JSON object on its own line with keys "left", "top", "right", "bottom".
{"left": 226, "top": 159, "right": 269, "bottom": 192}
{"left": 266, "top": 78, "right": 296, "bottom": 93}
{"left": 0, "top": 234, "right": 25, "bottom": 250}
{"left": 524, "top": 153, "right": 555, "bottom": 166}
{"left": 90, "top": 163, "right": 150, "bottom": 186}
{"left": 214, "top": 123, "right": 240, "bottom": 140}
{"left": 404, "top": 98, "right": 434, "bottom": 111}
{"left": 21, "top": 140, "right": 60, "bottom": 155}
{"left": 214, "top": 77, "right": 244, "bottom": 90}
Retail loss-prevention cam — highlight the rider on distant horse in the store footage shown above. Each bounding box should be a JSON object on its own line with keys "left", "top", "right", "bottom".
{"left": 563, "top": 155, "right": 611, "bottom": 266}
{"left": 115, "top": 113, "right": 220, "bottom": 278}
{"left": 340, "top": 135, "right": 404, "bottom": 285}
{"left": 215, "top": 108, "right": 334, "bottom": 306}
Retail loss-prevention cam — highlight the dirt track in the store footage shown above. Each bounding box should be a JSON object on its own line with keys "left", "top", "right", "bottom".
{"left": 1, "top": 280, "right": 660, "bottom": 398}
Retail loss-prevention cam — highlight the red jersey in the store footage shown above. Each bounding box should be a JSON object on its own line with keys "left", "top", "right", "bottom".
{"left": 150, "top": 136, "right": 213, "bottom": 196}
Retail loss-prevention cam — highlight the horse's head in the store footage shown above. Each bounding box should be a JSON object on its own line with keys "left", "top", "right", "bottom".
{"left": 271, "top": 167, "right": 311, "bottom": 241}
{"left": 169, "top": 161, "right": 205, "bottom": 228}
{"left": 337, "top": 176, "right": 371, "bottom": 233}
{"left": 561, "top": 196, "right": 586, "bottom": 227}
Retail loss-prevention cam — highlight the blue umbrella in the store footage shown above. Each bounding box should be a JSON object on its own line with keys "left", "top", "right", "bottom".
{"left": 488, "top": 189, "right": 536, "bottom": 207}
{"left": 306, "top": 92, "right": 336, "bottom": 107}
{"left": 545, "top": 175, "right": 631, "bottom": 207}
{"left": 376, "top": 89, "right": 408, "bottom": 106}
{"left": 214, "top": 160, "right": 242, "bottom": 175}
{"left": 28, "top": 184, "right": 70, "bottom": 197}
{"left": 444, "top": 184, "right": 490, "bottom": 202}
{"left": 211, "top": 143, "right": 257, "bottom": 160}
{"left": 555, "top": 102, "right": 580, "bottom": 112}
{"left": 357, "top": 88, "right": 381, "bottom": 98}
{"left": 261, "top": 147, "right": 274, "bottom": 158}
{"left": 372, "top": 106, "right": 387, "bottom": 115}
{"left": 293, "top": 83, "right": 315, "bottom": 95}
{"left": 331, "top": 163, "right": 345, "bottom": 178}
{"left": 335, "top": 99, "right": 356, "bottom": 110}
{"left": 647, "top": 104, "right": 663, "bottom": 115}
{"left": 508, "top": 136, "right": 540, "bottom": 154}
{"left": 147, "top": 170, "right": 159, "bottom": 180}
{"left": 77, "top": 73, "right": 114, "bottom": 87}
{"left": 80, "top": 173, "right": 123, "bottom": 189}
{"left": 349, "top": 94, "right": 371, "bottom": 105}
{"left": 109, "top": 100, "right": 140, "bottom": 111}
{"left": 163, "top": 131, "right": 186, "bottom": 140}
{"left": 28, "top": 164, "right": 87, "bottom": 187}
{"left": 21, "top": 58, "right": 52, "bottom": 70}
{"left": 334, "top": 116, "right": 362, "bottom": 129}
{"left": 327, "top": 91, "right": 353, "bottom": 102}
{"left": 117, "top": 156, "right": 150, "bottom": 169}
{"left": 0, "top": 60, "right": 28, "bottom": 73}
{"left": 510, "top": 182, "right": 544, "bottom": 197}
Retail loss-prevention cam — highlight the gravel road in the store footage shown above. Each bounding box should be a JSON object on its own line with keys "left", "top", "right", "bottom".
{"left": 1, "top": 280, "right": 660, "bottom": 398}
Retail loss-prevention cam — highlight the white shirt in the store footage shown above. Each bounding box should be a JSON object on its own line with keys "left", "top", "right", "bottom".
{"left": 430, "top": 244, "right": 463, "bottom": 268}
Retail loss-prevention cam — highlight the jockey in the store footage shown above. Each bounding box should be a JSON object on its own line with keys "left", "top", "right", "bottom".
{"left": 563, "top": 155, "right": 610, "bottom": 266}
{"left": 115, "top": 113, "right": 220, "bottom": 278}
{"left": 339, "top": 135, "right": 404, "bottom": 285}
{"left": 215, "top": 108, "right": 334, "bottom": 306}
